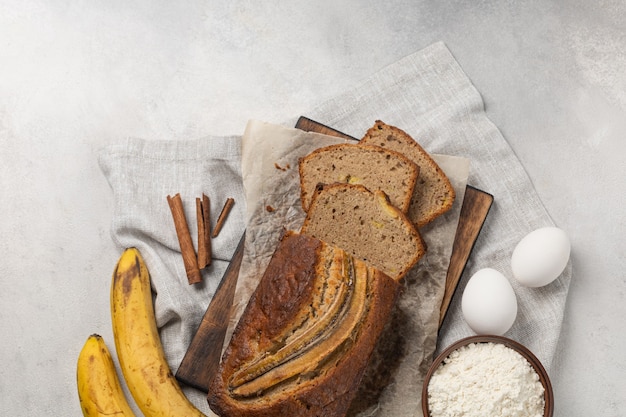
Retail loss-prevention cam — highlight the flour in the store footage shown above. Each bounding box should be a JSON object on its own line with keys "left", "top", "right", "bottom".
{"left": 427, "top": 342, "right": 545, "bottom": 417}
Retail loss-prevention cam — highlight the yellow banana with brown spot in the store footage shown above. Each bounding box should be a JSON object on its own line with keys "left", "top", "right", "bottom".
{"left": 76, "top": 334, "right": 136, "bottom": 417}
{"left": 111, "top": 247, "right": 206, "bottom": 417}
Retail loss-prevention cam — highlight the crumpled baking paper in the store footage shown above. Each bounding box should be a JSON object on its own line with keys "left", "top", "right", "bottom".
{"left": 227, "top": 119, "right": 469, "bottom": 416}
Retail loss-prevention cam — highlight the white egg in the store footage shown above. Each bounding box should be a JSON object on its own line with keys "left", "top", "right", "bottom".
{"left": 511, "top": 226, "right": 571, "bottom": 287}
{"left": 461, "top": 268, "right": 518, "bottom": 335}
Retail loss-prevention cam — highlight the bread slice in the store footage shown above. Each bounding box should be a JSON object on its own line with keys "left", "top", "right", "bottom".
{"left": 208, "top": 231, "right": 401, "bottom": 417}
{"left": 298, "top": 143, "right": 419, "bottom": 214}
{"left": 301, "top": 183, "right": 426, "bottom": 281}
{"left": 360, "top": 120, "right": 455, "bottom": 227}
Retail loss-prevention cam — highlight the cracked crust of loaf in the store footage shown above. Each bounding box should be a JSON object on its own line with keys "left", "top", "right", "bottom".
{"left": 207, "top": 231, "right": 401, "bottom": 417}
{"left": 361, "top": 120, "right": 455, "bottom": 227}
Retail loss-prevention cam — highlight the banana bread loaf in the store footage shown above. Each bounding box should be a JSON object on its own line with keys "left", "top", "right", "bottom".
{"left": 207, "top": 231, "right": 401, "bottom": 417}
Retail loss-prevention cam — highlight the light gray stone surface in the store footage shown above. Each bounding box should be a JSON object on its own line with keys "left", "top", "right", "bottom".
{"left": 1, "top": 1, "right": 624, "bottom": 415}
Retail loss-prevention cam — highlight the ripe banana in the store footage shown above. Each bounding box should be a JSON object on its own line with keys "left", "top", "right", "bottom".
{"left": 111, "top": 247, "right": 206, "bottom": 417}
{"left": 76, "top": 334, "right": 136, "bottom": 417}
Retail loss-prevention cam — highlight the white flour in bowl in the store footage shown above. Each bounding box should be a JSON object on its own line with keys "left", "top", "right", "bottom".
{"left": 427, "top": 342, "right": 545, "bottom": 417}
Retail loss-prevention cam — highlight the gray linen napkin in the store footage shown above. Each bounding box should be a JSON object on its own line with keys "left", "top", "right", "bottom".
{"left": 304, "top": 41, "right": 571, "bottom": 374}
{"left": 98, "top": 136, "right": 246, "bottom": 412}
{"left": 98, "top": 41, "right": 570, "bottom": 414}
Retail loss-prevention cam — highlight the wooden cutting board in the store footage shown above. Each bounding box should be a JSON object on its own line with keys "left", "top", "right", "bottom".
{"left": 175, "top": 116, "right": 493, "bottom": 392}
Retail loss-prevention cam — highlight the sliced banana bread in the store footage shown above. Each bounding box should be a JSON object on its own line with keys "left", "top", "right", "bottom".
{"left": 298, "top": 143, "right": 419, "bottom": 214}
{"left": 360, "top": 120, "right": 455, "bottom": 227}
{"left": 301, "top": 183, "right": 426, "bottom": 281}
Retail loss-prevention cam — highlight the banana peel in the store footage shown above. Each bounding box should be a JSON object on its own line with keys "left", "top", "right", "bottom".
{"left": 110, "top": 247, "right": 206, "bottom": 417}
{"left": 76, "top": 334, "right": 136, "bottom": 417}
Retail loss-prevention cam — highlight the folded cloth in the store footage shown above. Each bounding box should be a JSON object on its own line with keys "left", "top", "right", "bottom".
{"left": 98, "top": 41, "right": 570, "bottom": 416}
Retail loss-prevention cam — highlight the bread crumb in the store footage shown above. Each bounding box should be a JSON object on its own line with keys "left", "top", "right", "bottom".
{"left": 274, "top": 162, "right": 290, "bottom": 171}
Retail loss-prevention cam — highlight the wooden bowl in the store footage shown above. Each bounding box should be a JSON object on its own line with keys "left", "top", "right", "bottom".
{"left": 422, "top": 335, "right": 554, "bottom": 417}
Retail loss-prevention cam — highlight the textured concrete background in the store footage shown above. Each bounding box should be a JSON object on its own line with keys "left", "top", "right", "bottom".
{"left": 1, "top": 1, "right": 624, "bottom": 415}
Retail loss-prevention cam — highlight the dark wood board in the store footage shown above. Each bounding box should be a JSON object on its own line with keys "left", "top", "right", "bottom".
{"left": 438, "top": 185, "right": 493, "bottom": 327}
{"left": 295, "top": 116, "right": 358, "bottom": 141}
{"left": 176, "top": 232, "right": 245, "bottom": 392}
{"left": 175, "top": 117, "right": 493, "bottom": 392}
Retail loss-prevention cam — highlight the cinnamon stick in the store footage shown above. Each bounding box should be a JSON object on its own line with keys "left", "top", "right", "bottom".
{"left": 203, "top": 194, "right": 212, "bottom": 266}
{"left": 167, "top": 194, "right": 202, "bottom": 285}
{"left": 212, "top": 198, "right": 234, "bottom": 238}
{"left": 196, "top": 194, "right": 212, "bottom": 269}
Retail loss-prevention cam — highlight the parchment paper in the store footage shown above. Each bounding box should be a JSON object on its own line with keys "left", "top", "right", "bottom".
{"left": 226, "top": 119, "right": 470, "bottom": 416}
